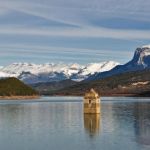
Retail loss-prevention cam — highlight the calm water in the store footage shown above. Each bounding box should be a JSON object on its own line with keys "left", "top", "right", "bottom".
{"left": 0, "top": 97, "right": 150, "bottom": 150}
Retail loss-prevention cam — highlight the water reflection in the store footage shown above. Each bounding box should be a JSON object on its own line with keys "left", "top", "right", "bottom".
{"left": 0, "top": 98, "right": 150, "bottom": 150}
{"left": 134, "top": 103, "right": 150, "bottom": 146}
{"left": 84, "top": 114, "right": 101, "bottom": 138}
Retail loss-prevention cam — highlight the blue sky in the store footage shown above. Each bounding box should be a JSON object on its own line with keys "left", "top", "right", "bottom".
{"left": 0, "top": 0, "right": 150, "bottom": 66}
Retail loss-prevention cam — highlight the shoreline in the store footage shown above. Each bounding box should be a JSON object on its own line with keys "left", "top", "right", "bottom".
{"left": 0, "top": 94, "right": 150, "bottom": 100}
{"left": 0, "top": 95, "right": 40, "bottom": 100}
{"left": 42, "top": 93, "right": 150, "bottom": 97}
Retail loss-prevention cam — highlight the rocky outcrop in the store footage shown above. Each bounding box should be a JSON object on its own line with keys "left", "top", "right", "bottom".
{"left": 87, "top": 45, "right": 150, "bottom": 81}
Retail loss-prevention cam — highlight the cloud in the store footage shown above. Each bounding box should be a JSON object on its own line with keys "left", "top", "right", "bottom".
{"left": 0, "top": 26, "right": 150, "bottom": 40}
{"left": 0, "top": 0, "right": 150, "bottom": 65}
{"left": 0, "top": 44, "right": 132, "bottom": 64}
{"left": 1, "top": 0, "right": 150, "bottom": 26}
{"left": 0, "top": 8, "right": 9, "bottom": 15}
{"left": 0, "top": 0, "right": 150, "bottom": 40}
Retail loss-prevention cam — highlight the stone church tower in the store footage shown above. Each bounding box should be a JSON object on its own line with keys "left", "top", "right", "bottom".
{"left": 83, "top": 89, "right": 100, "bottom": 114}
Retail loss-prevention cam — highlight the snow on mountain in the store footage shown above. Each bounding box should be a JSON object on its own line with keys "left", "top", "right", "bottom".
{"left": 71, "top": 61, "right": 119, "bottom": 81}
{"left": 62, "top": 63, "right": 83, "bottom": 77}
{"left": 0, "top": 72, "right": 7, "bottom": 78}
{"left": 0, "top": 63, "right": 83, "bottom": 77}
{"left": 87, "top": 45, "right": 150, "bottom": 81}
{"left": 2, "top": 45, "right": 150, "bottom": 83}
{"left": 18, "top": 71, "right": 69, "bottom": 84}
{"left": 0, "top": 61, "right": 119, "bottom": 84}
{"left": 0, "top": 71, "right": 14, "bottom": 78}
{"left": 1, "top": 63, "right": 57, "bottom": 76}
{"left": 133, "top": 46, "right": 150, "bottom": 67}
{"left": 141, "top": 45, "right": 150, "bottom": 49}
{"left": 80, "top": 61, "right": 119, "bottom": 75}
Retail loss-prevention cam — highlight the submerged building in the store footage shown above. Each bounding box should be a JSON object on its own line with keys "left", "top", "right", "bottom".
{"left": 83, "top": 89, "right": 100, "bottom": 114}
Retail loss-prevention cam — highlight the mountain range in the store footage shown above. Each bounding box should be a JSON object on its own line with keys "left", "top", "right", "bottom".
{"left": 51, "top": 69, "right": 150, "bottom": 96}
{"left": 0, "top": 61, "right": 119, "bottom": 84}
{"left": 0, "top": 45, "right": 150, "bottom": 96}
{"left": 30, "top": 45, "right": 150, "bottom": 96}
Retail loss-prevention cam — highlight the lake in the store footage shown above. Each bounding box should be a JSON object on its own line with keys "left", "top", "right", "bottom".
{"left": 0, "top": 96, "right": 150, "bottom": 150}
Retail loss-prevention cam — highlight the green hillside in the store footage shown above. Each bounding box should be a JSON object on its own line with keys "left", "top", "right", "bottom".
{"left": 49, "top": 69, "right": 150, "bottom": 96}
{"left": 0, "top": 77, "right": 38, "bottom": 96}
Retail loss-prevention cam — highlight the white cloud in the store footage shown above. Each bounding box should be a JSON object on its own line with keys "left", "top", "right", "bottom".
{"left": 0, "top": 0, "right": 150, "bottom": 40}
{"left": 0, "top": 0, "right": 149, "bottom": 65}
{"left": 0, "top": 44, "right": 132, "bottom": 65}
{"left": 0, "top": 44, "right": 131, "bottom": 56}
{"left": 1, "top": 0, "right": 150, "bottom": 27}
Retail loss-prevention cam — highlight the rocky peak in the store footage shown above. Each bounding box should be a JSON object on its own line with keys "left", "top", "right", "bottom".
{"left": 131, "top": 46, "right": 150, "bottom": 67}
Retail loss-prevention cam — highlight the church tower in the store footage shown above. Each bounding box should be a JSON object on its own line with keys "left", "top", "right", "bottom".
{"left": 83, "top": 89, "right": 100, "bottom": 114}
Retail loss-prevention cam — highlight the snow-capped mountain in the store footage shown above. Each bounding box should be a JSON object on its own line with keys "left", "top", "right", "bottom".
{"left": 87, "top": 45, "right": 150, "bottom": 81}
{"left": 0, "top": 71, "right": 13, "bottom": 78}
{"left": 0, "top": 61, "right": 119, "bottom": 84}
{"left": 18, "top": 71, "right": 69, "bottom": 84}
{"left": 0, "top": 63, "right": 74, "bottom": 76}
{"left": 71, "top": 61, "right": 119, "bottom": 81}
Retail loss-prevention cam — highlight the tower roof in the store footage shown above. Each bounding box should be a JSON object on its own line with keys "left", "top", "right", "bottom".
{"left": 85, "top": 88, "right": 99, "bottom": 97}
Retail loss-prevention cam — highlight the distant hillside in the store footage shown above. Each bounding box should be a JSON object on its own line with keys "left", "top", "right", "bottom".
{"left": 49, "top": 69, "right": 150, "bottom": 96}
{"left": 31, "top": 79, "right": 77, "bottom": 95}
{"left": 0, "top": 77, "right": 38, "bottom": 97}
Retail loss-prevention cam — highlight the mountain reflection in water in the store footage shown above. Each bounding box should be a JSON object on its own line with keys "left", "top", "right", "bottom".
{"left": 134, "top": 103, "right": 150, "bottom": 146}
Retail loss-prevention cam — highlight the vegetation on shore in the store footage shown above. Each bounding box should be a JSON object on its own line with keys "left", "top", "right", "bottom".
{"left": 0, "top": 77, "right": 38, "bottom": 97}
{"left": 1, "top": 69, "right": 150, "bottom": 98}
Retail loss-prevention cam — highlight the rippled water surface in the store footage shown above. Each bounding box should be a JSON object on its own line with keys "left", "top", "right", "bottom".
{"left": 0, "top": 97, "right": 150, "bottom": 150}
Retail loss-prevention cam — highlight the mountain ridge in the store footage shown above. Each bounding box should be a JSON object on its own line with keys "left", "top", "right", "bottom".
{"left": 48, "top": 69, "right": 150, "bottom": 96}
{"left": 87, "top": 46, "right": 150, "bottom": 81}
{"left": 0, "top": 61, "right": 119, "bottom": 84}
